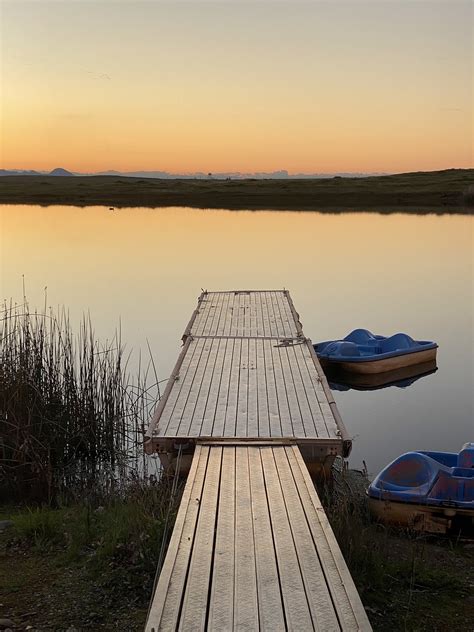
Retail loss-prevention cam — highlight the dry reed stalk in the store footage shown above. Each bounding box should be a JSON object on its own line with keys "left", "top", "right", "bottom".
{"left": 0, "top": 298, "right": 160, "bottom": 504}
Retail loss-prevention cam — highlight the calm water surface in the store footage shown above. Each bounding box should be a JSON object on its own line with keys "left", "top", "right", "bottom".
{"left": 1, "top": 204, "right": 472, "bottom": 475}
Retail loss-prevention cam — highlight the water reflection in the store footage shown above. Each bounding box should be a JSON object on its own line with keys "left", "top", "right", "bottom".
{"left": 326, "top": 361, "right": 438, "bottom": 391}
{"left": 1, "top": 204, "right": 472, "bottom": 475}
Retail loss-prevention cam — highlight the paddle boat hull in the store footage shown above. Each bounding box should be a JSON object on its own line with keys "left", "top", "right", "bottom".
{"left": 368, "top": 496, "right": 474, "bottom": 534}
{"left": 368, "top": 443, "right": 474, "bottom": 535}
{"left": 319, "top": 347, "right": 437, "bottom": 374}
{"left": 315, "top": 328, "right": 437, "bottom": 374}
{"left": 327, "top": 360, "right": 437, "bottom": 391}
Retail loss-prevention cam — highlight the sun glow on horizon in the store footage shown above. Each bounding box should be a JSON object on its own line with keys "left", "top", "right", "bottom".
{"left": 1, "top": 1, "right": 472, "bottom": 173}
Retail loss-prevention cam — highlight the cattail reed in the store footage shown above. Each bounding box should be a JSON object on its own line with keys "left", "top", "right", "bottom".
{"left": 0, "top": 299, "right": 159, "bottom": 504}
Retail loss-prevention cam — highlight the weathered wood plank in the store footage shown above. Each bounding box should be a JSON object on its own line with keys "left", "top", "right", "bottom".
{"left": 166, "top": 338, "right": 212, "bottom": 436}
{"left": 233, "top": 292, "right": 240, "bottom": 336}
{"left": 285, "top": 344, "right": 314, "bottom": 438}
{"left": 274, "top": 291, "right": 290, "bottom": 338}
{"left": 273, "top": 447, "right": 341, "bottom": 631}
{"left": 249, "top": 291, "right": 259, "bottom": 337}
{"left": 159, "top": 337, "right": 206, "bottom": 435}
{"left": 293, "top": 343, "right": 331, "bottom": 439}
{"left": 202, "top": 292, "right": 223, "bottom": 336}
{"left": 263, "top": 292, "right": 277, "bottom": 338}
{"left": 271, "top": 290, "right": 291, "bottom": 338}
{"left": 181, "top": 338, "right": 220, "bottom": 436}
{"left": 193, "top": 293, "right": 215, "bottom": 337}
{"left": 208, "top": 447, "right": 236, "bottom": 630}
{"left": 263, "top": 338, "right": 282, "bottom": 437}
{"left": 269, "top": 341, "right": 293, "bottom": 436}
{"left": 179, "top": 447, "right": 222, "bottom": 631}
{"left": 300, "top": 341, "right": 336, "bottom": 437}
{"left": 277, "top": 343, "right": 306, "bottom": 438}
{"left": 212, "top": 338, "right": 235, "bottom": 436}
{"left": 304, "top": 343, "right": 334, "bottom": 434}
{"left": 256, "top": 336, "right": 270, "bottom": 437}
{"left": 247, "top": 338, "right": 259, "bottom": 437}
{"left": 198, "top": 337, "right": 228, "bottom": 436}
{"left": 234, "top": 447, "right": 259, "bottom": 630}
{"left": 281, "top": 290, "right": 301, "bottom": 338}
{"left": 222, "top": 290, "right": 235, "bottom": 337}
{"left": 146, "top": 445, "right": 209, "bottom": 631}
{"left": 248, "top": 448, "right": 286, "bottom": 630}
{"left": 214, "top": 291, "right": 228, "bottom": 335}
{"left": 242, "top": 291, "right": 250, "bottom": 337}
{"left": 235, "top": 338, "right": 249, "bottom": 436}
{"left": 260, "top": 292, "right": 272, "bottom": 338}
{"left": 260, "top": 447, "right": 314, "bottom": 630}
{"left": 223, "top": 338, "right": 242, "bottom": 437}
{"left": 287, "top": 445, "right": 372, "bottom": 631}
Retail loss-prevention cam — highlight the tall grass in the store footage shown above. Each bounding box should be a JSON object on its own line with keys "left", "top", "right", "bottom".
{"left": 0, "top": 298, "right": 160, "bottom": 504}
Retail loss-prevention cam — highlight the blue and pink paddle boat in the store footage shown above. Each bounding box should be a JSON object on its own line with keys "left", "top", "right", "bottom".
{"left": 368, "top": 443, "right": 474, "bottom": 534}
{"left": 314, "top": 328, "right": 437, "bottom": 374}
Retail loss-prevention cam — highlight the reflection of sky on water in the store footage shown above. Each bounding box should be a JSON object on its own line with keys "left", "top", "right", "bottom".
{"left": 1, "top": 205, "right": 472, "bottom": 475}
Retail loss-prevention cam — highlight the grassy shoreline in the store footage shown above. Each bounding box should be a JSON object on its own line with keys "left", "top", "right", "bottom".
{"left": 1, "top": 477, "right": 473, "bottom": 631}
{"left": 0, "top": 480, "right": 182, "bottom": 632}
{"left": 0, "top": 169, "right": 473, "bottom": 212}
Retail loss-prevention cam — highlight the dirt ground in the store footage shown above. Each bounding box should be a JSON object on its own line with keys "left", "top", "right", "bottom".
{"left": 1, "top": 523, "right": 473, "bottom": 631}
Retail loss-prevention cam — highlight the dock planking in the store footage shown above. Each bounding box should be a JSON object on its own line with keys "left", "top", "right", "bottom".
{"left": 145, "top": 291, "right": 371, "bottom": 631}
{"left": 145, "top": 290, "right": 351, "bottom": 466}
{"left": 145, "top": 444, "right": 372, "bottom": 632}
{"left": 186, "top": 290, "right": 303, "bottom": 339}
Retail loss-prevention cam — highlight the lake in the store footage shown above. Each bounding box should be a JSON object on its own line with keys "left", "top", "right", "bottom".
{"left": 1, "top": 204, "right": 472, "bottom": 475}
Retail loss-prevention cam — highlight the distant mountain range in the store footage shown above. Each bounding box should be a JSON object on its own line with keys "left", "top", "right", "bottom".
{"left": 0, "top": 167, "right": 74, "bottom": 177}
{"left": 0, "top": 167, "right": 385, "bottom": 179}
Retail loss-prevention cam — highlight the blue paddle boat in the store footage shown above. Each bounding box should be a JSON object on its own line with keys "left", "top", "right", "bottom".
{"left": 314, "top": 328, "right": 437, "bottom": 374}
{"left": 368, "top": 443, "right": 474, "bottom": 534}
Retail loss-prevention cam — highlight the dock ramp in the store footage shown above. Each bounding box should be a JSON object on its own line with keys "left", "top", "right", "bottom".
{"left": 146, "top": 444, "right": 371, "bottom": 631}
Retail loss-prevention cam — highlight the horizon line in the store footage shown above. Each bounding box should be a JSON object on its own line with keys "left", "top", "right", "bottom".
{"left": 1, "top": 166, "right": 473, "bottom": 179}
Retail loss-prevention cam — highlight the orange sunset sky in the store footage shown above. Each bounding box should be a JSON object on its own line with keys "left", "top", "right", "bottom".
{"left": 1, "top": 0, "right": 472, "bottom": 174}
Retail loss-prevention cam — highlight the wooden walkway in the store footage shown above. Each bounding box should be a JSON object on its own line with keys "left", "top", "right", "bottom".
{"left": 145, "top": 291, "right": 351, "bottom": 464}
{"left": 145, "top": 291, "right": 371, "bottom": 631}
{"left": 146, "top": 445, "right": 371, "bottom": 631}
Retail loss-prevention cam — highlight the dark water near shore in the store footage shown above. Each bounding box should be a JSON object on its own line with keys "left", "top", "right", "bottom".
{"left": 1, "top": 204, "right": 472, "bottom": 475}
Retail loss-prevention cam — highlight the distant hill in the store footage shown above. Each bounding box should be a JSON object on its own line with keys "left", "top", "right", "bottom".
{"left": 0, "top": 167, "right": 74, "bottom": 177}
{"left": 0, "top": 169, "right": 41, "bottom": 176}
{"left": 49, "top": 167, "right": 74, "bottom": 176}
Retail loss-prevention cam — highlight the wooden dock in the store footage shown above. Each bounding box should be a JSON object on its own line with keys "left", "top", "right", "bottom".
{"left": 145, "top": 291, "right": 371, "bottom": 631}
{"left": 145, "top": 291, "right": 351, "bottom": 474}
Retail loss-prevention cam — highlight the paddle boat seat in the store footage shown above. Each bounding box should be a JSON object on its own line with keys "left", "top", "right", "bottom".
{"left": 379, "top": 333, "right": 415, "bottom": 352}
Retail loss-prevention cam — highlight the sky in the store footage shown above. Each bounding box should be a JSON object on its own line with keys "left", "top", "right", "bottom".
{"left": 0, "top": 0, "right": 472, "bottom": 174}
